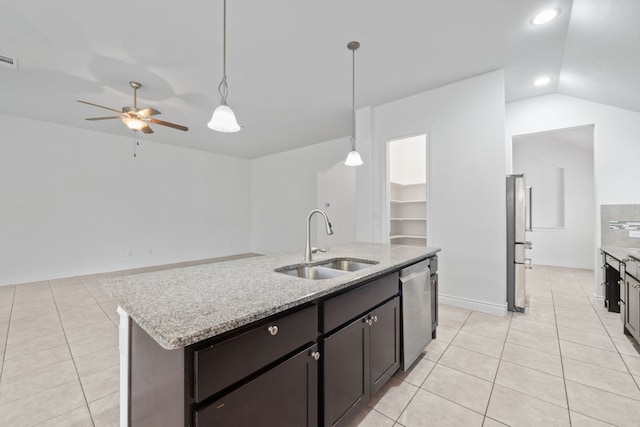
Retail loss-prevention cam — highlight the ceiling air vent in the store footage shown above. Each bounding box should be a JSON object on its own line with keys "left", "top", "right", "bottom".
{"left": 0, "top": 54, "right": 18, "bottom": 69}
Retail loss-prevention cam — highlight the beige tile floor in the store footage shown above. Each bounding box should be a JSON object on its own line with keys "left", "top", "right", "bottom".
{"left": 348, "top": 265, "right": 640, "bottom": 427}
{"left": 1, "top": 265, "right": 640, "bottom": 426}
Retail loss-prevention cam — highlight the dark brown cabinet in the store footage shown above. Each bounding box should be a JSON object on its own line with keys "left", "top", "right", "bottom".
{"left": 322, "top": 297, "right": 400, "bottom": 427}
{"left": 129, "top": 267, "right": 417, "bottom": 427}
{"left": 193, "top": 305, "right": 317, "bottom": 402}
{"left": 369, "top": 297, "right": 400, "bottom": 395}
{"left": 626, "top": 274, "right": 640, "bottom": 340}
{"left": 603, "top": 255, "right": 621, "bottom": 313}
{"left": 195, "top": 344, "right": 319, "bottom": 427}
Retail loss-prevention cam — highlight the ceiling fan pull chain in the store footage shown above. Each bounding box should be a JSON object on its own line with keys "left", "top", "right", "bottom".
{"left": 133, "top": 132, "right": 138, "bottom": 157}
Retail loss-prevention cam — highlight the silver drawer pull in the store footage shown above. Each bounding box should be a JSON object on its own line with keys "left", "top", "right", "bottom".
{"left": 311, "top": 351, "right": 320, "bottom": 361}
{"left": 267, "top": 325, "right": 279, "bottom": 336}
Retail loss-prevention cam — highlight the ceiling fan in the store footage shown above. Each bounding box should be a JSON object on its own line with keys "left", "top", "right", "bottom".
{"left": 77, "top": 81, "right": 188, "bottom": 134}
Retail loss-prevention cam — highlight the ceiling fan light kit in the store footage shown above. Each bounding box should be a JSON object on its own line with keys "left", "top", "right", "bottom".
{"left": 77, "top": 80, "right": 189, "bottom": 135}
{"left": 122, "top": 117, "right": 147, "bottom": 131}
{"left": 344, "top": 41, "right": 363, "bottom": 167}
{"left": 208, "top": 0, "right": 241, "bottom": 133}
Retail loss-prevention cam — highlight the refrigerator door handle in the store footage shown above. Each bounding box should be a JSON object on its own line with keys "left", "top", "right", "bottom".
{"left": 526, "top": 186, "right": 533, "bottom": 231}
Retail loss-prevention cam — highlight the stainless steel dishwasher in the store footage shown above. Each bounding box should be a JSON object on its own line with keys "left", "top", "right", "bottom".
{"left": 400, "top": 259, "right": 432, "bottom": 371}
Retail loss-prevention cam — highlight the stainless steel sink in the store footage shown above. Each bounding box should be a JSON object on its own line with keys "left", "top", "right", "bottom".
{"left": 275, "top": 265, "right": 347, "bottom": 280}
{"left": 315, "top": 258, "right": 379, "bottom": 272}
{"left": 275, "top": 258, "right": 379, "bottom": 280}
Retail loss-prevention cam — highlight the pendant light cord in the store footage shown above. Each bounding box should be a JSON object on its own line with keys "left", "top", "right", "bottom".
{"left": 351, "top": 46, "right": 356, "bottom": 150}
{"left": 218, "top": 0, "right": 229, "bottom": 105}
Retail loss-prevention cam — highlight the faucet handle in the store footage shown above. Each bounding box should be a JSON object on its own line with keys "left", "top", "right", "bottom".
{"left": 311, "top": 247, "right": 327, "bottom": 254}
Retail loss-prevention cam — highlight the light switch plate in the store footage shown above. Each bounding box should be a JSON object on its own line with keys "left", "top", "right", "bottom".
{"left": 629, "top": 230, "right": 640, "bottom": 238}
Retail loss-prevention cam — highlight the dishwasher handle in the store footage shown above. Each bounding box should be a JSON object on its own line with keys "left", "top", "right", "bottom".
{"left": 400, "top": 259, "right": 430, "bottom": 279}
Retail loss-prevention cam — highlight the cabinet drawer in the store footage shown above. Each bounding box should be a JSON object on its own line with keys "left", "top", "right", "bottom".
{"left": 195, "top": 344, "right": 318, "bottom": 427}
{"left": 322, "top": 272, "right": 399, "bottom": 333}
{"left": 194, "top": 304, "right": 317, "bottom": 402}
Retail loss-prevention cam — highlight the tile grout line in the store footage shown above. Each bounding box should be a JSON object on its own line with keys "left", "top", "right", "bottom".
{"left": 48, "top": 278, "right": 97, "bottom": 427}
{"left": 550, "top": 268, "right": 574, "bottom": 426}
{"left": 0, "top": 285, "right": 16, "bottom": 385}
{"left": 480, "top": 297, "right": 513, "bottom": 426}
{"left": 387, "top": 310, "right": 471, "bottom": 424}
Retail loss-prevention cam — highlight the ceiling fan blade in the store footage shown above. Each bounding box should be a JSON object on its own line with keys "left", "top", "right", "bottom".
{"left": 137, "top": 108, "right": 161, "bottom": 117}
{"left": 141, "top": 125, "right": 154, "bottom": 134}
{"left": 77, "top": 100, "right": 122, "bottom": 114}
{"left": 85, "top": 116, "right": 122, "bottom": 121}
{"left": 149, "top": 118, "right": 188, "bottom": 132}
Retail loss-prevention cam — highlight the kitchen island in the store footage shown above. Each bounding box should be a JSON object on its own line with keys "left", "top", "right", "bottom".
{"left": 105, "top": 242, "right": 440, "bottom": 427}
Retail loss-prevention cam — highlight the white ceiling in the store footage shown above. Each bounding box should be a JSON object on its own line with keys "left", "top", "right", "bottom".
{"left": 513, "top": 124, "right": 595, "bottom": 150}
{"left": 1, "top": 0, "right": 637, "bottom": 159}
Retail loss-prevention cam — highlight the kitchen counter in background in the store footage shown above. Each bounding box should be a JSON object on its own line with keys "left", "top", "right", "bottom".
{"left": 104, "top": 242, "right": 439, "bottom": 349}
{"left": 600, "top": 246, "right": 640, "bottom": 263}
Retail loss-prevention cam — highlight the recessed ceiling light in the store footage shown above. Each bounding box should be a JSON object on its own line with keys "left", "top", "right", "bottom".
{"left": 531, "top": 8, "right": 560, "bottom": 25}
{"left": 533, "top": 76, "right": 552, "bottom": 86}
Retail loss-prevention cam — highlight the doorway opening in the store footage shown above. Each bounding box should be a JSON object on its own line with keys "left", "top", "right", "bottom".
{"left": 387, "top": 134, "right": 428, "bottom": 247}
{"left": 316, "top": 160, "right": 357, "bottom": 249}
{"left": 511, "top": 125, "right": 595, "bottom": 269}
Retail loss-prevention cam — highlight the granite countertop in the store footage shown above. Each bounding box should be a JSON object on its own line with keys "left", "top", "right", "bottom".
{"left": 104, "top": 242, "right": 440, "bottom": 350}
{"left": 601, "top": 246, "right": 640, "bottom": 262}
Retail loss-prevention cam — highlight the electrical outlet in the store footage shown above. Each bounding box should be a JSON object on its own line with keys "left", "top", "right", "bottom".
{"left": 629, "top": 230, "right": 640, "bottom": 238}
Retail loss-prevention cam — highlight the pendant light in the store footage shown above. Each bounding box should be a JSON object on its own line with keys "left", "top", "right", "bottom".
{"left": 207, "top": 0, "right": 241, "bottom": 132}
{"left": 345, "top": 41, "right": 363, "bottom": 166}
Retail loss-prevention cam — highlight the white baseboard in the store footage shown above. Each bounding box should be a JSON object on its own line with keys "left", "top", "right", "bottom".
{"left": 0, "top": 253, "right": 260, "bottom": 287}
{"left": 592, "top": 294, "right": 605, "bottom": 306}
{"left": 532, "top": 258, "right": 595, "bottom": 270}
{"left": 439, "top": 294, "right": 508, "bottom": 317}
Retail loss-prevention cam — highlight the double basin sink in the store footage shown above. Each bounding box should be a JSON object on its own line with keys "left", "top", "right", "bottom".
{"left": 275, "top": 258, "right": 379, "bottom": 280}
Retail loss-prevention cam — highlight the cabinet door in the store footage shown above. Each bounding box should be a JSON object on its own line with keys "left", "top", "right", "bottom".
{"left": 431, "top": 274, "right": 438, "bottom": 336}
{"left": 195, "top": 344, "right": 318, "bottom": 427}
{"left": 369, "top": 297, "right": 400, "bottom": 396}
{"left": 626, "top": 278, "right": 640, "bottom": 340}
{"left": 323, "top": 316, "right": 369, "bottom": 427}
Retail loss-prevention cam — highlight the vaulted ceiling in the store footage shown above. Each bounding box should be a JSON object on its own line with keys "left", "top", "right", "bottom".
{"left": 1, "top": 0, "right": 638, "bottom": 158}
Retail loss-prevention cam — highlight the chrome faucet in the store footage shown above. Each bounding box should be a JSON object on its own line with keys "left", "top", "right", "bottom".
{"left": 305, "top": 209, "right": 334, "bottom": 262}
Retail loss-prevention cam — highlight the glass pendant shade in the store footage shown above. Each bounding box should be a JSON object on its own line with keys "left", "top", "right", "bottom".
{"left": 345, "top": 149, "right": 363, "bottom": 166}
{"left": 207, "top": 104, "right": 241, "bottom": 132}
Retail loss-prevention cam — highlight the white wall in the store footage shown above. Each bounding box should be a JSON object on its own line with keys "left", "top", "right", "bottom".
{"left": 317, "top": 161, "right": 357, "bottom": 248}
{"left": 506, "top": 93, "right": 640, "bottom": 301}
{"left": 513, "top": 136, "right": 594, "bottom": 269}
{"left": 389, "top": 135, "right": 427, "bottom": 185}
{"left": 0, "top": 113, "right": 252, "bottom": 285}
{"left": 251, "top": 137, "right": 349, "bottom": 255}
{"left": 356, "top": 70, "right": 508, "bottom": 315}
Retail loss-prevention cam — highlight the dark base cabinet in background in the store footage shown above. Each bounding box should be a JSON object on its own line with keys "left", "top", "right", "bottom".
{"left": 626, "top": 273, "right": 640, "bottom": 340}
{"left": 602, "top": 252, "right": 621, "bottom": 313}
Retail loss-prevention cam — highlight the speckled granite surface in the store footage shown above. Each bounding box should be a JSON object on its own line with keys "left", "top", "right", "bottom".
{"left": 104, "top": 242, "right": 440, "bottom": 350}
{"left": 601, "top": 246, "right": 640, "bottom": 263}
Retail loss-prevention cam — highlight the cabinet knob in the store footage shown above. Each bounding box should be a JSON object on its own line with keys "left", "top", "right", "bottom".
{"left": 311, "top": 351, "right": 320, "bottom": 361}
{"left": 366, "top": 318, "right": 373, "bottom": 326}
{"left": 372, "top": 316, "right": 378, "bottom": 323}
{"left": 267, "top": 325, "right": 279, "bottom": 336}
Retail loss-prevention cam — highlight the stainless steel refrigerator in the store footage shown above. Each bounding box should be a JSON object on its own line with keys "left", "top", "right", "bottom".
{"left": 506, "top": 174, "right": 532, "bottom": 312}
